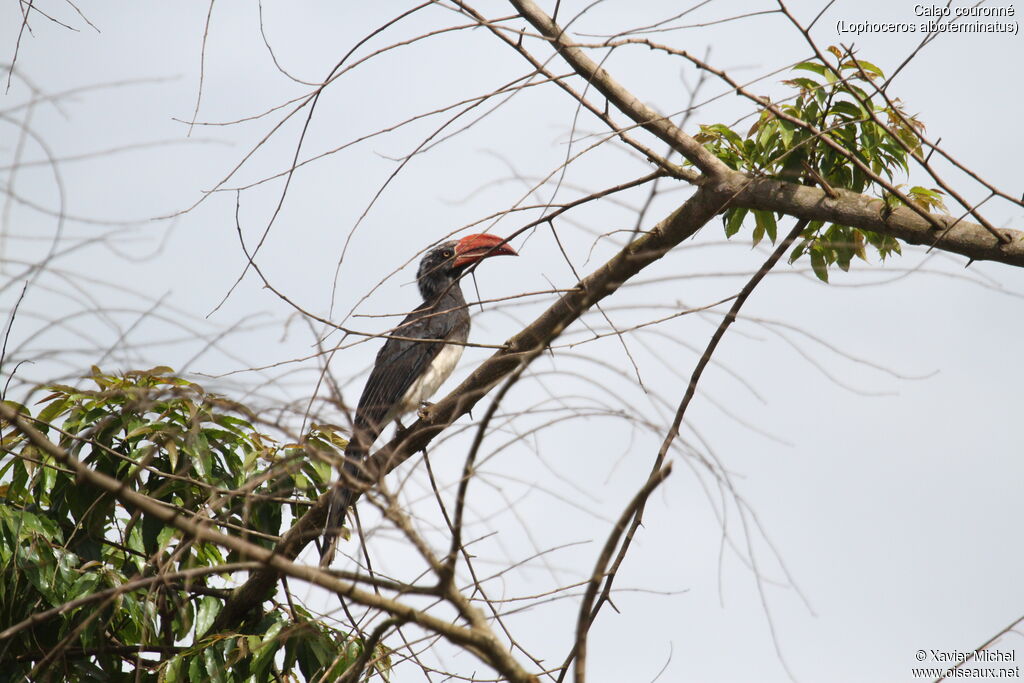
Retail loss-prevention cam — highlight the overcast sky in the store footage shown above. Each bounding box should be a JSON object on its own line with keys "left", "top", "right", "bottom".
{"left": 2, "top": 2, "right": 1023, "bottom": 682}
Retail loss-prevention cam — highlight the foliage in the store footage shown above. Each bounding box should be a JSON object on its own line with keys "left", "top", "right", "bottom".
{"left": 695, "top": 46, "right": 948, "bottom": 281}
{"left": 0, "top": 368, "right": 386, "bottom": 682}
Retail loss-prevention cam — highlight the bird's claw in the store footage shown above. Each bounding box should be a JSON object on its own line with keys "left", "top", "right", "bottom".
{"left": 417, "top": 401, "right": 434, "bottom": 420}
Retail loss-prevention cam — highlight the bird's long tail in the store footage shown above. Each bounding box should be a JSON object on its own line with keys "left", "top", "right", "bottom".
{"left": 319, "top": 483, "right": 351, "bottom": 568}
{"left": 319, "top": 440, "right": 367, "bottom": 567}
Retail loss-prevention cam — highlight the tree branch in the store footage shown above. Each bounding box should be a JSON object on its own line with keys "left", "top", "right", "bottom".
{"left": 725, "top": 176, "right": 1024, "bottom": 267}
{"left": 505, "top": 0, "right": 1024, "bottom": 266}
{"left": 507, "top": 0, "right": 731, "bottom": 178}
{"left": 214, "top": 183, "right": 731, "bottom": 631}
{"left": 570, "top": 463, "right": 673, "bottom": 683}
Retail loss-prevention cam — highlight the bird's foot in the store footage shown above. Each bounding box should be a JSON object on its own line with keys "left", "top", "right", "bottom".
{"left": 417, "top": 401, "right": 434, "bottom": 420}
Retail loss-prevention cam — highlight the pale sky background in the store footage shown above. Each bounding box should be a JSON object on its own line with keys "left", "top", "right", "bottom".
{"left": 2, "top": 2, "right": 1023, "bottom": 682}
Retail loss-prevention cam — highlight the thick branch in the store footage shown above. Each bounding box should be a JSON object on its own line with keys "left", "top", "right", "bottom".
{"left": 724, "top": 175, "right": 1024, "bottom": 267}
{"left": 571, "top": 463, "right": 673, "bottom": 683}
{"left": 505, "top": 0, "right": 1024, "bottom": 266}
{"left": 507, "top": 0, "right": 730, "bottom": 178}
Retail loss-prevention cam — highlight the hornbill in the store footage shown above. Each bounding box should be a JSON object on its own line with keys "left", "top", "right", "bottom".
{"left": 320, "top": 233, "right": 517, "bottom": 565}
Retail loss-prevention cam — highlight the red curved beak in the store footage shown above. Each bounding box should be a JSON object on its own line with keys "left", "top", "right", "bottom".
{"left": 453, "top": 233, "right": 517, "bottom": 268}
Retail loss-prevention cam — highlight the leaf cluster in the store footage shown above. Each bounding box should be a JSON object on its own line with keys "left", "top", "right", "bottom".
{"left": 0, "top": 368, "right": 384, "bottom": 682}
{"left": 694, "top": 47, "right": 947, "bottom": 281}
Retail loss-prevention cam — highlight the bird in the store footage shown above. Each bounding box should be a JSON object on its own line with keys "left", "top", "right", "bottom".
{"left": 320, "top": 233, "right": 517, "bottom": 566}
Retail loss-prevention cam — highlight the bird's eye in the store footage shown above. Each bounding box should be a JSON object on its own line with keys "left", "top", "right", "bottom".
{"left": 442, "top": 249, "right": 453, "bottom": 258}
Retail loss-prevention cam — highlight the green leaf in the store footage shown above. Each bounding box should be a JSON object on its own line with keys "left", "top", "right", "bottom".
{"left": 777, "top": 119, "right": 795, "bottom": 148}
{"left": 793, "top": 61, "right": 827, "bottom": 77}
{"left": 784, "top": 77, "right": 822, "bottom": 95}
{"left": 2, "top": 400, "right": 30, "bottom": 418}
{"left": 36, "top": 396, "right": 71, "bottom": 430}
{"left": 908, "top": 186, "right": 947, "bottom": 212}
{"left": 829, "top": 100, "right": 864, "bottom": 121}
{"left": 855, "top": 59, "right": 884, "bottom": 79}
{"left": 203, "top": 646, "right": 226, "bottom": 683}
{"left": 69, "top": 571, "right": 101, "bottom": 601}
{"left": 724, "top": 208, "right": 747, "bottom": 238}
{"left": 789, "top": 238, "right": 810, "bottom": 264}
{"left": 810, "top": 249, "right": 829, "bottom": 282}
{"left": 697, "top": 123, "right": 745, "bottom": 152}
{"left": 195, "top": 596, "right": 222, "bottom": 638}
{"left": 141, "top": 512, "right": 164, "bottom": 555}
{"left": 174, "top": 598, "right": 195, "bottom": 640}
{"left": 188, "top": 655, "right": 205, "bottom": 683}
{"left": 754, "top": 210, "right": 778, "bottom": 243}
{"left": 755, "top": 118, "right": 778, "bottom": 153}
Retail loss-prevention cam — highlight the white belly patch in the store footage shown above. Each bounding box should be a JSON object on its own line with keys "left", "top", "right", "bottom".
{"left": 398, "top": 342, "right": 464, "bottom": 415}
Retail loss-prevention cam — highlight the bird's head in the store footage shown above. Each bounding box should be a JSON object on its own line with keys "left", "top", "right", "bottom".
{"left": 417, "top": 233, "right": 517, "bottom": 299}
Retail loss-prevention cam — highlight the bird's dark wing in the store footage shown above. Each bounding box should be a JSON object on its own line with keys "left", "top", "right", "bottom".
{"left": 348, "top": 295, "right": 466, "bottom": 457}
{"left": 322, "top": 292, "right": 468, "bottom": 567}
